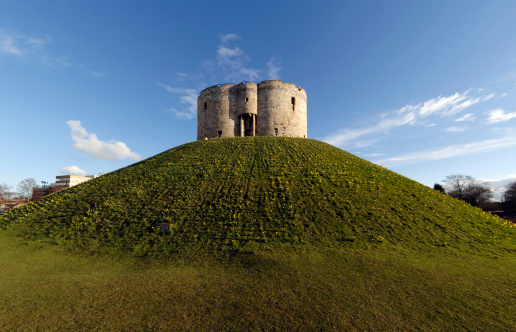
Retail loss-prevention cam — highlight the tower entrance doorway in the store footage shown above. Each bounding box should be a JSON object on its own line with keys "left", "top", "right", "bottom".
{"left": 239, "top": 113, "right": 256, "bottom": 137}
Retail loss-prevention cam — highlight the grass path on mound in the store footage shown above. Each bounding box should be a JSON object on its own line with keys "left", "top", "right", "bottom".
{"left": 1, "top": 230, "right": 515, "bottom": 331}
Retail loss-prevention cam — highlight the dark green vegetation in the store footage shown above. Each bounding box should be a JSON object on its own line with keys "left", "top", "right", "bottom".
{"left": 1, "top": 137, "right": 515, "bottom": 330}
{"left": 1, "top": 137, "right": 514, "bottom": 254}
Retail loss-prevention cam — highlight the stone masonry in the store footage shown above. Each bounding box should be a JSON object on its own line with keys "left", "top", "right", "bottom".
{"left": 197, "top": 80, "right": 307, "bottom": 140}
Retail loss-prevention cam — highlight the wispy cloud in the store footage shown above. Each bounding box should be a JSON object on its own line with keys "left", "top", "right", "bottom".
{"left": 160, "top": 33, "right": 281, "bottom": 120}
{"left": 88, "top": 70, "right": 105, "bottom": 77}
{"left": 0, "top": 29, "right": 24, "bottom": 55}
{"left": 455, "top": 113, "right": 476, "bottom": 122}
{"left": 266, "top": 57, "right": 281, "bottom": 80}
{"left": 0, "top": 28, "right": 70, "bottom": 67}
{"left": 376, "top": 133, "right": 516, "bottom": 167}
{"left": 486, "top": 109, "right": 516, "bottom": 123}
{"left": 324, "top": 89, "right": 497, "bottom": 148}
{"left": 217, "top": 45, "right": 244, "bottom": 59}
{"left": 67, "top": 120, "right": 141, "bottom": 161}
{"left": 216, "top": 33, "right": 260, "bottom": 82}
{"left": 157, "top": 83, "right": 198, "bottom": 119}
{"left": 491, "top": 71, "right": 516, "bottom": 85}
{"left": 219, "top": 33, "right": 240, "bottom": 44}
{"left": 363, "top": 152, "right": 386, "bottom": 157}
{"left": 59, "top": 166, "right": 88, "bottom": 177}
{"left": 444, "top": 126, "right": 467, "bottom": 133}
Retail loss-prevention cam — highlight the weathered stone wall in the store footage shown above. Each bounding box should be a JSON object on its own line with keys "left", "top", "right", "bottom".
{"left": 257, "top": 80, "right": 307, "bottom": 138}
{"left": 197, "top": 80, "right": 307, "bottom": 140}
{"left": 235, "top": 82, "right": 258, "bottom": 116}
{"left": 197, "top": 84, "right": 236, "bottom": 140}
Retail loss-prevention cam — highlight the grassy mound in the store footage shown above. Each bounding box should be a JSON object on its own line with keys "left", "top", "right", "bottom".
{"left": 1, "top": 137, "right": 514, "bottom": 255}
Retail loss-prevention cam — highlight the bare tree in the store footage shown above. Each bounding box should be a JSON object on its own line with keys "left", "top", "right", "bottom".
{"left": 0, "top": 182, "right": 14, "bottom": 200}
{"left": 442, "top": 174, "right": 493, "bottom": 208}
{"left": 502, "top": 181, "right": 516, "bottom": 210}
{"left": 465, "top": 184, "right": 493, "bottom": 208}
{"left": 17, "top": 178, "right": 37, "bottom": 202}
{"left": 443, "top": 175, "right": 474, "bottom": 201}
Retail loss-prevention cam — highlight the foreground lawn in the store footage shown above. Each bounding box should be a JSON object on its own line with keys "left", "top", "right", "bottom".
{"left": 1, "top": 230, "right": 515, "bottom": 331}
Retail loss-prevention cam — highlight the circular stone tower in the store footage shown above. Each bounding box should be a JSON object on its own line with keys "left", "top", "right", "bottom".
{"left": 197, "top": 80, "right": 307, "bottom": 140}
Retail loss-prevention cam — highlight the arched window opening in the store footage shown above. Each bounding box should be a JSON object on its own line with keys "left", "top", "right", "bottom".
{"left": 274, "top": 128, "right": 278, "bottom": 136}
{"left": 217, "top": 130, "right": 222, "bottom": 137}
{"left": 245, "top": 97, "right": 248, "bottom": 103}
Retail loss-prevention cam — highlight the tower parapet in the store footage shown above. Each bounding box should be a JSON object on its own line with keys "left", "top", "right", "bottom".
{"left": 197, "top": 80, "right": 307, "bottom": 140}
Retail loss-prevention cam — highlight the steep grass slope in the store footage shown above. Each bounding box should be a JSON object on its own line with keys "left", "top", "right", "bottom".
{"left": 1, "top": 137, "right": 514, "bottom": 255}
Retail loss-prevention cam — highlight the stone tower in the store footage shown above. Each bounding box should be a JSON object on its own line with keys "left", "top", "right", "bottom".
{"left": 197, "top": 80, "right": 307, "bottom": 140}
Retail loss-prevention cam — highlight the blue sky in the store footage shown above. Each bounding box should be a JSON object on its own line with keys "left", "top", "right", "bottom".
{"left": 1, "top": 1, "right": 516, "bottom": 196}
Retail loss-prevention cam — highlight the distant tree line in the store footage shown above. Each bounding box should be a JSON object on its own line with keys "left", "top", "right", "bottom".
{"left": 501, "top": 181, "right": 516, "bottom": 210}
{"left": 0, "top": 178, "right": 37, "bottom": 203}
{"left": 434, "top": 174, "right": 516, "bottom": 211}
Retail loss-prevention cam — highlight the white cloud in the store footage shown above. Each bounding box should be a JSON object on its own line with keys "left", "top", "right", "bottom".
{"left": 454, "top": 113, "right": 475, "bottom": 122}
{"left": 426, "top": 123, "right": 436, "bottom": 127}
{"left": 486, "top": 109, "right": 516, "bottom": 123}
{"left": 59, "top": 166, "right": 88, "bottom": 177}
{"left": 67, "top": 120, "right": 141, "bottom": 161}
{"left": 481, "top": 175, "right": 516, "bottom": 187}
{"left": 220, "top": 33, "right": 240, "bottom": 44}
{"left": 324, "top": 89, "right": 497, "bottom": 148}
{"left": 376, "top": 134, "right": 516, "bottom": 167}
{"left": 417, "top": 91, "right": 493, "bottom": 117}
{"left": 444, "top": 126, "right": 467, "bottom": 133}
{"left": 480, "top": 175, "right": 516, "bottom": 201}
{"left": 418, "top": 92, "right": 467, "bottom": 117}
{"left": 217, "top": 45, "right": 244, "bottom": 59}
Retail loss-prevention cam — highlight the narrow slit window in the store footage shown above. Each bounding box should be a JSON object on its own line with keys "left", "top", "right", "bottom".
{"left": 291, "top": 97, "right": 295, "bottom": 111}
{"left": 274, "top": 128, "right": 278, "bottom": 136}
{"left": 245, "top": 97, "right": 248, "bottom": 103}
{"left": 204, "top": 102, "right": 207, "bottom": 110}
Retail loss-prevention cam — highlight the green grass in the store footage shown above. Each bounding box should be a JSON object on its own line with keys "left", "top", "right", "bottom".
{"left": 1, "top": 230, "right": 515, "bottom": 330}
{"left": 1, "top": 137, "right": 515, "bottom": 255}
{"left": 1, "top": 137, "right": 515, "bottom": 329}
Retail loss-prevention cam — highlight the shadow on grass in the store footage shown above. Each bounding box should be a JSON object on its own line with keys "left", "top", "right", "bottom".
{"left": 1, "top": 230, "right": 515, "bottom": 331}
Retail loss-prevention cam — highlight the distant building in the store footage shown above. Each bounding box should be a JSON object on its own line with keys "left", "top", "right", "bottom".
{"left": 489, "top": 210, "right": 516, "bottom": 223}
{"left": 31, "top": 185, "right": 66, "bottom": 201}
{"left": 55, "top": 175, "right": 95, "bottom": 188}
{"left": 31, "top": 174, "right": 98, "bottom": 202}
{"left": 0, "top": 193, "right": 27, "bottom": 211}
